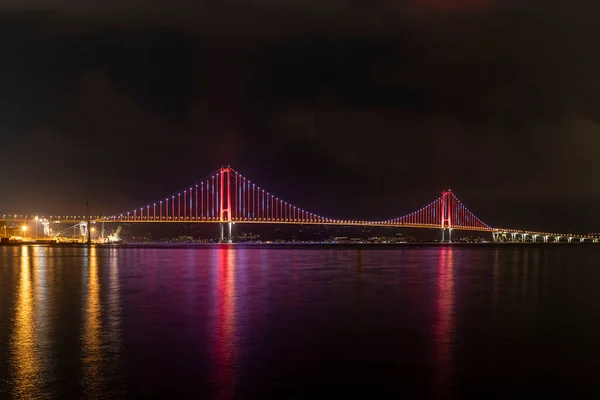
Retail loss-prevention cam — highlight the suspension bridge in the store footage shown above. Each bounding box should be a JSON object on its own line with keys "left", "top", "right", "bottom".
{"left": 1, "top": 166, "right": 598, "bottom": 244}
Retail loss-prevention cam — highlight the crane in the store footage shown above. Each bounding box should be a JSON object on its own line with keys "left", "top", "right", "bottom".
{"left": 104, "top": 226, "right": 122, "bottom": 244}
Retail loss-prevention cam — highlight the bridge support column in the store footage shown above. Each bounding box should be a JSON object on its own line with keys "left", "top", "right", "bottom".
{"left": 568, "top": 237, "right": 573, "bottom": 243}
{"left": 581, "top": 238, "right": 585, "bottom": 243}
{"left": 544, "top": 236, "right": 548, "bottom": 243}
{"left": 440, "top": 228, "right": 453, "bottom": 243}
{"left": 219, "top": 222, "right": 233, "bottom": 243}
{"left": 86, "top": 202, "right": 91, "bottom": 245}
{"left": 532, "top": 235, "right": 537, "bottom": 243}
{"left": 511, "top": 233, "right": 516, "bottom": 242}
{"left": 522, "top": 233, "right": 527, "bottom": 243}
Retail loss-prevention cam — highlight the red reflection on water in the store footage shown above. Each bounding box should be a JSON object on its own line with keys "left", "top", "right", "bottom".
{"left": 434, "top": 246, "right": 455, "bottom": 393}
{"left": 213, "top": 245, "right": 237, "bottom": 399}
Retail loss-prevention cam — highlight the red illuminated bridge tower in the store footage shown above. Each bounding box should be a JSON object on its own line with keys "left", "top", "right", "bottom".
{"left": 219, "top": 167, "right": 233, "bottom": 243}
{"left": 441, "top": 190, "right": 453, "bottom": 243}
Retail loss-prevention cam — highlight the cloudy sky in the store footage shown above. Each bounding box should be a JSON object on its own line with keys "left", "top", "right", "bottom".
{"left": 1, "top": 0, "right": 599, "bottom": 231}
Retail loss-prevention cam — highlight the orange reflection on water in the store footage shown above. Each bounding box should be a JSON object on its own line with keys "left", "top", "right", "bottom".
{"left": 214, "top": 245, "right": 237, "bottom": 399}
{"left": 10, "top": 246, "right": 41, "bottom": 397}
{"left": 434, "top": 246, "right": 455, "bottom": 394}
{"left": 493, "top": 249, "right": 499, "bottom": 309}
{"left": 82, "top": 246, "right": 102, "bottom": 396}
{"left": 107, "top": 248, "right": 121, "bottom": 354}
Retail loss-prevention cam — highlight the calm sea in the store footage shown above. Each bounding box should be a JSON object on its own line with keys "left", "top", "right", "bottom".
{"left": 1, "top": 244, "right": 599, "bottom": 398}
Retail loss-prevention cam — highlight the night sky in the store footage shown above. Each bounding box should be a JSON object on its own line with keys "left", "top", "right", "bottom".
{"left": 1, "top": 1, "right": 599, "bottom": 232}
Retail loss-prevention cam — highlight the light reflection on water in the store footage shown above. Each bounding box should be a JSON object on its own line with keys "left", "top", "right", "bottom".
{"left": 213, "top": 245, "right": 237, "bottom": 399}
{"left": 1, "top": 244, "right": 600, "bottom": 398}
{"left": 106, "top": 248, "right": 122, "bottom": 374}
{"left": 434, "top": 246, "right": 455, "bottom": 395}
{"left": 10, "top": 246, "right": 42, "bottom": 398}
{"left": 82, "top": 246, "right": 102, "bottom": 397}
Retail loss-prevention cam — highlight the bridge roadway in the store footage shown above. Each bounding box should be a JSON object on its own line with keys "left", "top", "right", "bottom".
{"left": 1, "top": 214, "right": 598, "bottom": 243}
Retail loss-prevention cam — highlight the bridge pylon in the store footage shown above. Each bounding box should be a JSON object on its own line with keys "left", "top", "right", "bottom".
{"left": 441, "top": 190, "right": 453, "bottom": 243}
{"left": 219, "top": 167, "right": 233, "bottom": 243}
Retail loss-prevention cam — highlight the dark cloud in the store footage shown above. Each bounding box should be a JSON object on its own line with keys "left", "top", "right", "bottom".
{"left": 0, "top": 1, "right": 599, "bottom": 232}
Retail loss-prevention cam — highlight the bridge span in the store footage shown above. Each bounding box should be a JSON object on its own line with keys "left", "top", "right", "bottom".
{"left": 1, "top": 167, "right": 598, "bottom": 244}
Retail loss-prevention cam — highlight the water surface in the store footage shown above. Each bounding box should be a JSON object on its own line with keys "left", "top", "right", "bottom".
{"left": 1, "top": 244, "right": 599, "bottom": 398}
